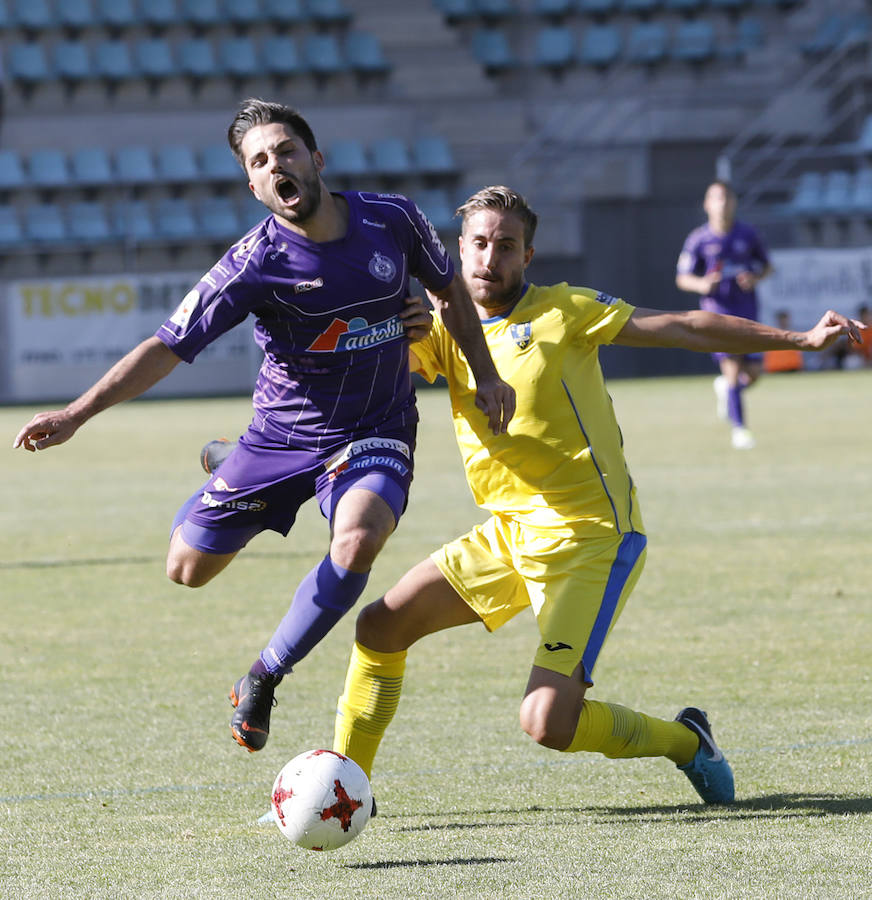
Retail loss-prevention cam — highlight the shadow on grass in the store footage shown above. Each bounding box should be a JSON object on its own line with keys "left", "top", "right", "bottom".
{"left": 345, "top": 856, "right": 514, "bottom": 871}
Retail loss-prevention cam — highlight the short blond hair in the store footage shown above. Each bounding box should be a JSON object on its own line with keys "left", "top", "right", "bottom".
{"left": 456, "top": 185, "right": 538, "bottom": 247}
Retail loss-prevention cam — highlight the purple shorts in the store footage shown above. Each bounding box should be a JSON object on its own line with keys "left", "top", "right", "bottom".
{"left": 177, "top": 426, "right": 415, "bottom": 554}
{"left": 701, "top": 296, "right": 763, "bottom": 365}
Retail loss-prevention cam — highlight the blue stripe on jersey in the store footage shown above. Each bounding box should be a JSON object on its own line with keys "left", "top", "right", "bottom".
{"left": 561, "top": 380, "right": 621, "bottom": 533}
{"left": 581, "top": 531, "right": 647, "bottom": 682}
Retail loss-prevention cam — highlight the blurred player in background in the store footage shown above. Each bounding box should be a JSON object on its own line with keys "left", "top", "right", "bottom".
{"left": 676, "top": 180, "right": 773, "bottom": 449}
{"left": 13, "top": 99, "right": 514, "bottom": 754}
{"left": 332, "top": 186, "right": 864, "bottom": 806}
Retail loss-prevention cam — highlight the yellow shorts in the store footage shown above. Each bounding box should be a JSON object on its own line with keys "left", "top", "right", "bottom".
{"left": 431, "top": 516, "right": 647, "bottom": 679}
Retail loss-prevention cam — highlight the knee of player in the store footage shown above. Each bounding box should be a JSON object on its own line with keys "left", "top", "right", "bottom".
{"left": 331, "top": 526, "right": 385, "bottom": 571}
{"left": 519, "top": 700, "right": 575, "bottom": 751}
{"left": 355, "top": 600, "right": 389, "bottom": 645}
{"left": 166, "top": 558, "right": 206, "bottom": 588}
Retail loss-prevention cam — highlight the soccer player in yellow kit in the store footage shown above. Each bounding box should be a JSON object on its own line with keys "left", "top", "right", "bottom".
{"left": 333, "top": 186, "right": 865, "bottom": 805}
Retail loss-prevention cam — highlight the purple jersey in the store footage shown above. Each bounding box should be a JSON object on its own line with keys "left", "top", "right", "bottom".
{"left": 156, "top": 191, "right": 453, "bottom": 452}
{"left": 676, "top": 220, "right": 769, "bottom": 320}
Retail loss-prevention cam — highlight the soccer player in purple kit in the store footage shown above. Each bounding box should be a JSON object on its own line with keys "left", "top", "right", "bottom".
{"left": 676, "top": 180, "right": 773, "bottom": 449}
{"left": 12, "top": 98, "right": 515, "bottom": 753}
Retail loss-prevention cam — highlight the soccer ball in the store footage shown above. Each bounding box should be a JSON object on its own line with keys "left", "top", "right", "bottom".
{"left": 271, "top": 749, "right": 373, "bottom": 851}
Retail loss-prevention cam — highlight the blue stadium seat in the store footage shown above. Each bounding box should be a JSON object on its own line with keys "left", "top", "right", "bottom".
{"left": 155, "top": 197, "right": 199, "bottom": 240}
{"left": 851, "top": 169, "right": 872, "bottom": 213}
{"left": 261, "top": 35, "right": 306, "bottom": 77}
{"left": 672, "top": 20, "right": 716, "bottom": 63}
{"left": 200, "top": 144, "right": 241, "bottom": 182}
{"left": 471, "top": 27, "right": 519, "bottom": 72}
{"left": 177, "top": 37, "right": 220, "bottom": 79}
{"left": 0, "top": 206, "right": 24, "bottom": 247}
{"left": 626, "top": 21, "right": 668, "bottom": 64}
{"left": 663, "top": 0, "right": 706, "bottom": 14}
{"left": 221, "top": 0, "right": 262, "bottom": 28}
{"left": 114, "top": 199, "right": 157, "bottom": 242}
{"left": 199, "top": 195, "right": 242, "bottom": 239}
{"left": 141, "top": 0, "right": 177, "bottom": 30}
{"left": 115, "top": 146, "right": 157, "bottom": 185}
{"left": 708, "top": 0, "right": 750, "bottom": 13}
{"left": 801, "top": 14, "right": 849, "bottom": 58}
{"left": 412, "top": 136, "right": 457, "bottom": 177}
{"left": 819, "top": 170, "right": 853, "bottom": 216}
{"left": 12, "top": 0, "right": 52, "bottom": 32}
{"left": 94, "top": 39, "right": 136, "bottom": 82}
{"left": 326, "top": 139, "right": 370, "bottom": 178}
{"left": 475, "top": 0, "right": 518, "bottom": 20}
{"left": 156, "top": 145, "right": 200, "bottom": 183}
{"left": 262, "top": 0, "right": 307, "bottom": 26}
{"left": 241, "top": 192, "right": 268, "bottom": 228}
{"left": 180, "top": 0, "right": 222, "bottom": 28}
{"left": 577, "top": 0, "right": 619, "bottom": 18}
{"left": 621, "top": 0, "right": 663, "bottom": 16}
{"left": 370, "top": 138, "right": 414, "bottom": 178}
{"left": 857, "top": 115, "right": 872, "bottom": 152}
{"left": 533, "top": 25, "right": 575, "bottom": 71}
{"left": 28, "top": 149, "right": 71, "bottom": 189}
{"left": 435, "top": 0, "right": 477, "bottom": 23}
{"left": 302, "top": 33, "right": 348, "bottom": 75}
{"left": 58, "top": 0, "right": 97, "bottom": 31}
{"left": 788, "top": 172, "right": 824, "bottom": 215}
{"left": 53, "top": 40, "right": 93, "bottom": 82}
{"left": 97, "top": 0, "right": 140, "bottom": 31}
{"left": 24, "top": 203, "right": 69, "bottom": 244}
{"left": 218, "top": 36, "right": 260, "bottom": 79}
{"left": 345, "top": 31, "right": 391, "bottom": 75}
{"left": 0, "top": 0, "right": 10, "bottom": 31}
{"left": 0, "top": 150, "right": 27, "bottom": 191}
{"left": 578, "top": 23, "right": 621, "bottom": 67}
{"left": 413, "top": 188, "right": 456, "bottom": 231}
{"left": 534, "top": 0, "right": 574, "bottom": 18}
{"left": 305, "top": 0, "right": 352, "bottom": 26}
{"left": 135, "top": 37, "right": 177, "bottom": 81}
{"left": 9, "top": 42, "right": 51, "bottom": 86}
{"left": 70, "top": 147, "right": 114, "bottom": 187}
{"left": 68, "top": 200, "right": 114, "bottom": 242}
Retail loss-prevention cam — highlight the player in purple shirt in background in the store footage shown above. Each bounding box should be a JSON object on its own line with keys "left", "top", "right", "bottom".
{"left": 676, "top": 181, "right": 773, "bottom": 449}
{"left": 13, "top": 98, "right": 515, "bottom": 754}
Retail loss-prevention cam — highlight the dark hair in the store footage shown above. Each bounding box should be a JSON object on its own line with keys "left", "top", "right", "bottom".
{"left": 227, "top": 98, "right": 318, "bottom": 168}
{"left": 455, "top": 185, "right": 538, "bottom": 247}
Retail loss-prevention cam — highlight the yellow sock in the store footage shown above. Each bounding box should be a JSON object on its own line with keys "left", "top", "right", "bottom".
{"left": 564, "top": 699, "right": 699, "bottom": 765}
{"left": 333, "top": 641, "right": 407, "bottom": 779}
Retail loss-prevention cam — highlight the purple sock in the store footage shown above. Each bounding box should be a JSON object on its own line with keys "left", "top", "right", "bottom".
{"left": 727, "top": 385, "right": 744, "bottom": 427}
{"left": 259, "top": 556, "right": 369, "bottom": 675}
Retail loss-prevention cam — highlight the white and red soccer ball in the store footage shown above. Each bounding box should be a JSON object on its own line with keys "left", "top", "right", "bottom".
{"left": 271, "top": 749, "right": 373, "bottom": 851}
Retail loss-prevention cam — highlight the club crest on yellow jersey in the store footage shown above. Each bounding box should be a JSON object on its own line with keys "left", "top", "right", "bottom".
{"left": 510, "top": 321, "right": 532, "bottom": 349}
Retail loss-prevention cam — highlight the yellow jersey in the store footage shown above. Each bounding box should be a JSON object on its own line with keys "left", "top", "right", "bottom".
{"left": 412, "top": 282, "right": 644, "bottom": 538}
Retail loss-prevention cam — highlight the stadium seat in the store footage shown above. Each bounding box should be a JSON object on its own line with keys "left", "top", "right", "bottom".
{"left": 12, "top": 0, "right": 52, "bottom": 32}
{"left": 819, "top": 170, "right": 853, "bottom": 216}
{"left": 0, "top": 206, "right": 24, "bottom": 247}
{"left": 305, "top": 0, "right": 352, "bottom": 27}
{"left": 135, "top": 37, "right": 177, "bottom": 81}
{"left": 221, "top": 0, "right": 262, "bottom": 29}
{"left": 0, "top": 150, "right": 27, "bottom": 191}
{"left": 413, "top": 188, "right": 456, "bottom": 230}
{"left": 708, "top": 0, "right": 750, "bottom": 13}
{"left": 141, "top": 0, "right": 177, "bottom": 30}
{"left": 8, "top": 42, "right": 51, "bottom": 86}
{"left": 218, "top": 36, "right": 260, "bottom": 79}
{"left": 534, "top": 0, "right": 574, "bottom": 18}
{"left": 533, "top": 25, "right": 575, "bottom": 72}
{"left": 672, "top": 20, "right": 716, "bottom": 63}
{"left": 199, "top": 195, "right": 242, "bottom": 239}
{"left": 326, "top": 139, "right": 371, "bottom": 178}
{"left": 626, "top": 21, "right": 668, "bottom": 65}
{"left": 24, "top": 202, "right": 69, "bottom": 244}
{"left": 68, "top": 200, "right": 114, "bottom": 242}
{"left": 200, "top": 144, "right": 241, "bottom": 182}
{"left": 70, "top": 147, "right": 114, "bottom": 187}
{"left": 262, "top": 0, "right": 307, "bottom": 26}
{"left": 370, "top": 138, "right": 414, "bottom": 178}
{"left": 851, "top": 168, "right": 872, "bottom": 213}
{"left": 115, "top": 146, "right": 157, "bottom": 185}
{"left": 155, "top": 197, "right": 199, "bottom": 240}
{"left": 577, "top": 0, "right": 619, "bottom": 18}
{"left": 434, "top": 0, "right": 477, "bottom": 24}
{"left": 180, "top": 0, "right": 222, "bottom": 28}
{"left": 53, "top": 40, "right": 94, "bottom": 82}
{"left": 475, "top": 0, "right": 519, "bottom": 21}
{"left": 412, "top": 136, "right": 457, "bottom": 177}
{"left": 177, "top": 37, "right": 220, "bottom": 80}
{"left": 261, "top": 35, "right": 307, "bottom": 78}
{"left": 156, "top": 145, "right": 200, "bottom": 183}
{"left": 663, "top": 0, "right": 706, "bottom": 14}
{"left": 578, "top": 23, "right": 622, "bottom": 67}
{"left": 28, "top": 149, "right": 71, "bottom": 189}
{"left": 94, "top": 39, "right": 137, "bottom": 83}
{"left": 470, "top": 27, "right": 519, "bottom": 73}
{"left": 241, "top": 191, "right": 268, "bottom": 228}
{"left": 800, "top": 14, "right": 849, "bottom": 58}
{"left": 0, "top": 0, "right": 10, "bottom": 30}
{"left": 114, "top": 199, "right": 157, "bottom": 242}
{"left": 345, "top": 31, "right": 392, "bottom": 76}
{"left": 57, "top": 0, "right": 97, "bottom": 32}
{"left": 621, "top": 0, "right": 663, "bottom": 17}
{"left": 302, "top": 33, "right": 348, "bottom": 75}
{"left": 857, "top": 115, "right": 872, "bottom": 152}
{"left": 96, "top": 0, "right": 140, "bottom": 31}
{"left": 788, "top": 171, "right": 824, "bottom": 215}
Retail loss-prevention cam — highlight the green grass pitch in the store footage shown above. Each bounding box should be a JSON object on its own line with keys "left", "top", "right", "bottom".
{"left": 2, "top": 370, "right": 871, "bottom": 899}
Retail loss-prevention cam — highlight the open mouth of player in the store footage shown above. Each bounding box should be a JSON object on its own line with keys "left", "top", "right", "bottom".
{"left": 275, "top": 178, "right": 300, "bottom": 207}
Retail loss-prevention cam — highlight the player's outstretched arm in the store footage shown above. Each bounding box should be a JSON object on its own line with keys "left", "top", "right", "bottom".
{"left": 428, "top": 275, "right": 516, "bottom": 434}
{"left": 613, "top": 307, "right": 865, "bottom": 355}
{"left": 13, "top": 337, "right": 182, "bottom": 452}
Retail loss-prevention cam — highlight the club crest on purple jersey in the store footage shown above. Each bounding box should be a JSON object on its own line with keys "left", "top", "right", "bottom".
{"left": 368, "top": 251, "right": 397, "bottom": 282}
